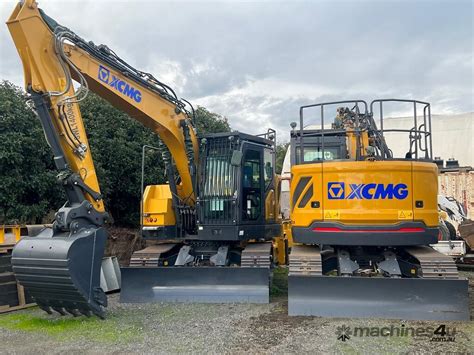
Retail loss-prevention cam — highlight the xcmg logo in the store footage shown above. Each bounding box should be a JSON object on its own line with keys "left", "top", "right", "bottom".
{"left": 327, "top": 182, "right": 408, "bottom": 200}
{"left": 98, "top": 65, "right": 142, "bottom": 103}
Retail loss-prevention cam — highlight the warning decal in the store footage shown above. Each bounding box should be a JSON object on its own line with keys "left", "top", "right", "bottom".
{"left": 324, "top": 210, "right": 341, "bottom": 219}
{"left": 398, "top": 210, "right": 413, "bottom": 219}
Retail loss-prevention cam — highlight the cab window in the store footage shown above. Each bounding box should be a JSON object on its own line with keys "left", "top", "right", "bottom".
{"left": 263, "top": 149, "right": 273, "bottom": 189}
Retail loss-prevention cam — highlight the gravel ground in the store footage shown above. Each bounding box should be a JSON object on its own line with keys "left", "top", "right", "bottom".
{"left": 0, "top": 270, "right": 472, "bottom": 354}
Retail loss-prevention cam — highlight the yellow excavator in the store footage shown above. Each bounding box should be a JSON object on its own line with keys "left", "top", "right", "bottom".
{"left": 8, "top": 1, "right": 467, "bottom": 322}
{"left": 286, "top": 100, "right": 469, "bottom": 320}
{"left": 7, "top": 0, "right": 281, "bottom": 318}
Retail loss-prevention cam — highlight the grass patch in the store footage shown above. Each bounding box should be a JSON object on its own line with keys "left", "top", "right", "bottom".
{"left": 334, "top": 341, "right": 361, "bottom": 354}
{"left": 0, "top": 308, "right": 142, "bottom": 344}
{"left": 271, "top": 266, "right": 288, "bottom": 297}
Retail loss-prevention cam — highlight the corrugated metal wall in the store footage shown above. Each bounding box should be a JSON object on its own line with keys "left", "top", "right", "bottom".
{"left": 438, "top": 170, "right": 474, "bottom": 220}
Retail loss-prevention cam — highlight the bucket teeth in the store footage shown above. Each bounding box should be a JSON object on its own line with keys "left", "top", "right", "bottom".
{"left": 79, "top": 309, "right": 92, "bottom": 317}
{"left": 39, "top": 305, "right": 53, "bottom": 315}
{"left": 66, "top": 308, "right": 81, "bottom": 317}
{"left": 11, "top": 227, "right": 107, "bottom": 318}
{"left": 52, "top": 307, "right": 67, "bottom": 316}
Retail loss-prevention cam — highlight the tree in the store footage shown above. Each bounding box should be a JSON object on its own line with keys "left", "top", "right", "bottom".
{"left": 0, "top": 81, "right": 232, "bottom": 226}
{"left": 0, "top": 81, "right": 63, "bottom": 224}
{"left": 80, "top": 96, "right": 231, "bottom": 226}
{"left": 275, "top": 142, "right": 290, "bottom": 174}
{"left": 193, "top": 106, "right": 231, "bottom": 134}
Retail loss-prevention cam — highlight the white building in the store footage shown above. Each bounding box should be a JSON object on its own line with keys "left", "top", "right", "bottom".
{"left": 383, "top": 112, "right": 473, "bottom": 167}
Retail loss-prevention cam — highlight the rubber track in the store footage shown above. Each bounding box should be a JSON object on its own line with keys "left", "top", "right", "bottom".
{"left": 241, "top": 242, "right": 272, "bottom": 268}
{"left": 405, "top": 246, "right": 459, "bottom": 279}
{"left": 289, "top": 245, "right": 322, "bottom": 276}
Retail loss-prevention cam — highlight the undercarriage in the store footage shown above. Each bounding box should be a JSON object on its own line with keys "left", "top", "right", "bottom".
{"left": 288, "top": 245, "right": 469, "bottom": 320}
{"left": 120, "top": 241, "right": 273, "bottom": 303}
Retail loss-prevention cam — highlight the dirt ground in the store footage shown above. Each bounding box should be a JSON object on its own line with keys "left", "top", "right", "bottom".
{"left": 0, "top": 270, "right": 472, "bottom": 354}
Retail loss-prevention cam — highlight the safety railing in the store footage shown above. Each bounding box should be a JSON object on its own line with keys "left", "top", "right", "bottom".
{"left": 297, "top": 99, "right": 433, "bottom": 162}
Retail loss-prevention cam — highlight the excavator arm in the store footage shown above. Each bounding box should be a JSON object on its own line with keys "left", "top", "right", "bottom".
{"left": 6, "top": 0, "right": 198, "bottom": 317}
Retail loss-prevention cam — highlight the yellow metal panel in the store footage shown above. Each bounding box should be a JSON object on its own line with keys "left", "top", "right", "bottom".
{"left": 272, "top": 220, "right": 291, "bottom": 265}
{"left": 290, "top": 164, "right": 323, "bottom": 227}
{"left": 322, "top": 160, "right": 413, "bottom": 225}
{"left": 273, "top": 236, "right": 286, "bottom": 265}
{"left": 143, "top": 185, "right": 176, "bottom": 226}
{"left": 290, "top": 159, "right": 438, "bottom": 229}
{"left": 265, "top": 189, "right": 275, "bottom": 221}
{"left": 290, "top": 160, "right": 438, "bottom": 228}
{"left": 346, "top": 131, "right": 369, "bottom": 160}
{"left": 282, "top": 220, "right": 293, "bottom": 247}
{"left": 273, "top": 175, "right": 282, "bottom": 221}
{"left": 412, "top": 162, "right": 438, "bottom": 227}
{"left": 12, "top": 227, "right": 21, "bottom": 242}
{"left": 0, "top": 225, "right": 22, "bottom": 244}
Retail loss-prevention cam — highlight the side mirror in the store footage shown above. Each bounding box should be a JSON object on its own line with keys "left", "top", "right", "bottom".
{"left": 231, "top": 150, "right": 242, "bottom": 166}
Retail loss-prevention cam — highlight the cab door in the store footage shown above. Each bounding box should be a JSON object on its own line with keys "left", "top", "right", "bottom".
{"left": 241, "top": 146, "right": 264, "bottom": 225}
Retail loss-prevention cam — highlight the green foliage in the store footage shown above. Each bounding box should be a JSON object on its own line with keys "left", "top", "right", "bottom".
{"left": 0, "top": 81, "right": 231, "bottom": 226}
{"left": 0, "top": 310, "right": 142, "bottom": 343}
{"left": 193, "top": 106, "right": 231, "bottom": 135}
{"left": 80, "top": 93, "right": 165, "bottom": 226}
{"left": 270, "top": 266, "right": 288, "bottom": 297}
{"left": 80, "top": 98, "right": 230, "bottom": 226}
{"left": 275, "top": 142, "right": 290, "bottom": 174}
{"left": 0, "top": 81, "right": 63, "bottom": 224}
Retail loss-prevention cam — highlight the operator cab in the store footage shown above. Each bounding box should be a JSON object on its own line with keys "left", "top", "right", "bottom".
{"left": 290, "top": 130, "right": 347, "bottom": 165}
{"left": 196, "top": 130, "right": 281, "bottom": 242}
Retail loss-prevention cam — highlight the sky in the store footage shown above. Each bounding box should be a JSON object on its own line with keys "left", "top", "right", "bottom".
{"left": 0, "top": 0, "right": 472, "bottom": 141}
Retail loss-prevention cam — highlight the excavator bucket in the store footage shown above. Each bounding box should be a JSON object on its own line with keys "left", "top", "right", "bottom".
{"left": 11, "top": 226, "right": 107, "bottom": 318}
{"left": 288, "top": 275, "right": 470, "bottom": 321}
{"left": 120, "top": 267, "right": 270, "bottom": 303}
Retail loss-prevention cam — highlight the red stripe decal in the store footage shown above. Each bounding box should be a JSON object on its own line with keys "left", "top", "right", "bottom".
{"left": 312, "top": 227, "right": 425, "bottom": 233}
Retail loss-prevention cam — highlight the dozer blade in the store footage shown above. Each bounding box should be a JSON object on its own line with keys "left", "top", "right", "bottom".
{"left": 11, "top": 227, "right": 107, "bottom": 318}
{"left": 289, "top": 275, "right": 469, "bottom": 321}
{"left": 120, "top": 267, "right": 270, "bottom": 303}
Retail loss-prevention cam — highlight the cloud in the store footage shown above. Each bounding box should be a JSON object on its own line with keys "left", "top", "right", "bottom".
{"left": 1, "top": 0, "right": 472, "bottom": 141}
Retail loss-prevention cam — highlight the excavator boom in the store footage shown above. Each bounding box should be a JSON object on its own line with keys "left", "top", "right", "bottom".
{"left": 6, "top": 0, "right": 281, "bottom": 317}
{"left": 6, "top": 0, "right": 198, "bottom": 317}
